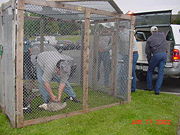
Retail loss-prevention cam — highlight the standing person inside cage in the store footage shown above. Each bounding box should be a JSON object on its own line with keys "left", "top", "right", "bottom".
{"left": 23, "top": 38, "right": 33, "bottom": 80}
{"left": 145, "top": 26, "right": 168, "bottom": 95}
{"left": 36, "top": 51, "right": 80, "bottom": 109}
{"left": 97, "top": 27, "right": 112, "bottom": 87}
{"left": 131, "top": 35, "right": 139, "bottom": 92}
{"left": 117, "top": 22, "right": 130, "bottom": 98}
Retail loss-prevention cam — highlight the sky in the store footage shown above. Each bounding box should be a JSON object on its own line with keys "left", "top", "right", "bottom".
{"left": 0, "top": 0, "right": 180, "bottom": 14}
{"left": 0, "top": 0, "right": 7, "bottom": 4}
{"left": 115, "top": 0, "right": 180, "bottom": 14}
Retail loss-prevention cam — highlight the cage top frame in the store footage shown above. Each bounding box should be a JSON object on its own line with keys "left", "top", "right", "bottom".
{"left": 0, "top": 0, "right": 133, "bottom": 22}
{"left": 24, "top": 0, "right": 123, "bottom": 21}
{"left": 46, "top": 0, "right": 123, "bottom": 14}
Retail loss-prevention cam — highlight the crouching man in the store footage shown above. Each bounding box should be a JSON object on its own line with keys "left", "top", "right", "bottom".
{"left": 37, "top": 51, "right": 80, "bottom": 110}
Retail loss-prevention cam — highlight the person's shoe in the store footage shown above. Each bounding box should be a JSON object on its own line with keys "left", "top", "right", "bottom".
{"left": 69, "top": 97, "right": 80, "bottom": 103}
{"left": 23, "top": 105, "right": 32, "bottom": 113}
{"left": 155, "top": 92, "right": 160, "bottom": 95}
{"left": 144, "top": 88, "right": 153, "bottom": 91}
{"left": 63, "top": 96, "right": 80, "bottom": 103}
{"left": 131, "top": 90, "right": 135, "bottom": 92}
{"left": 38, "top": 103, "right": 48, "bottom": 110}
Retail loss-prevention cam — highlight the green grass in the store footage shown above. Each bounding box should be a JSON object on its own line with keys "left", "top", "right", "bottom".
{"left": 24, "top": 84, "right": 120, "bottom": 120}
{"left": 29, "top": 35, "right": 81, "bottom": 43}
{"left": 0, "top": 90, "right": 180, "bottom": 135}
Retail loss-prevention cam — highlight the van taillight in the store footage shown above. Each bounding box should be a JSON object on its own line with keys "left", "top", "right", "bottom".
{"left": 172, "top": 49, "right": 180, "bottom": 62}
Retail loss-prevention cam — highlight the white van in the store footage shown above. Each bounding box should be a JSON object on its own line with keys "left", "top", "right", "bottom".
{"left": 133, "top": 10, "right": 180, "bottom": 81}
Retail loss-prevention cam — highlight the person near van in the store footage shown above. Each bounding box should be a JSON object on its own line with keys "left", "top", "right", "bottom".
{"left": 37, "top": 51, "right": 80, "bottom": 109}
{"left": 145, "top": 26, "right": 168, "bottom": 95}
{"left": 131, "top": 37, "right": 139, "bottom": 92}
{"left": 97, "top": 28, "right": 112, "bottom": 87}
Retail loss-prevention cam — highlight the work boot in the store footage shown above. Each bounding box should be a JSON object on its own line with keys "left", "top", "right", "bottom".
{"left": 63, "top": 96, "right": 80, "bottom": 103}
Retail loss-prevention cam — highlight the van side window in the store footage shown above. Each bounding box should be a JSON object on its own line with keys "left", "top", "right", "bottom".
{"left": 135, "top": 31, "right": 151, "bottom": 41}
{"left": 135, "top": 32, "right": 146, "bottom": 41}
{"left": 166, "top": 31, "right": 174, "bottom": 41}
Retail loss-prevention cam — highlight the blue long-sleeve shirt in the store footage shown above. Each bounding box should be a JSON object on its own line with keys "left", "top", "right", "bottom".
{"left": 145, "top": 32, "right": 168, "bottom": 60}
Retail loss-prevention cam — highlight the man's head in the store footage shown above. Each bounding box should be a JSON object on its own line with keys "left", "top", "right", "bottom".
{"left": 150, "top": 26, "right": 158, "bottom": 33}
{"left": 56, "top": 60, "right": 71, "bottom": 75}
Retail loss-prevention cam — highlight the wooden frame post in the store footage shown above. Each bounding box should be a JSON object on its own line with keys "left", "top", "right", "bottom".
{"left": 16, "top": 0, "right": 25, "bottom": 128}
{"left": 0, "top": 5, "right": 5, "bottom": 114}
{"left": 82, "top": 9, "right": 90, "bottom": 112}
{"left": 80, "top": 23, "right": 84, "bottom": 86}
{"left": 127, "top": 16, "right": 136, "bottom": 102}
{"left": 91, "top": 23, "right": 99, "bottom": 90}
{"left": 111, "top": 22, "right": 118, "bottom": 95}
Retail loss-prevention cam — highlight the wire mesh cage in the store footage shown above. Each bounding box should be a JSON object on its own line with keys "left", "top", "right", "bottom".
{"left": 88, "top": 20, "right": 132, "bottom": 108}
{"left": 0, "top": 0, "right": 135, "bottom": 127}
{"left": 23, "top": 3, "right": 85, "bottom": 120}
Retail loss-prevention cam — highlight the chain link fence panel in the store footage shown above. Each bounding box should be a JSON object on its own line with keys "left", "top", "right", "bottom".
{"left": 23, "top": 3, "right": 132, "bottom": 121}
{"left": 0, "top": 0, "right": 133, "bottom": 126}
{"left": 23, "top": 4, "right": 84, "bottom": 120}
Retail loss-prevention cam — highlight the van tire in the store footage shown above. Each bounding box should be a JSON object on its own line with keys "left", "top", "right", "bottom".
{"left": 136, "top": 70, "right": 147, "bottom": 81}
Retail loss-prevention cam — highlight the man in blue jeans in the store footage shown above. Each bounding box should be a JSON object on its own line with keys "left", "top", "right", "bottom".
{"left": 145, "top": 26, "right": 168, "bottom": 95}
{"left": 97, "top": 28, "right": 112, "bottom": 87}
{"left": 131, "top": 37, "right": 139, "bottom": 92}
{"left": 36, "top": 51, "right": 80, "bottom": 110}
{"left": 23, "top": 38, "right": 33, "bottom": 80}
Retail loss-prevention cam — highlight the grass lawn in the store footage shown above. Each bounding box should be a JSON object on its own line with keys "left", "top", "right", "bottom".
{"left": 0, "top": 90, "right": 180, "bottom": 135}
{"left": 24, "top": 84, "right": 120, "bottom": 120}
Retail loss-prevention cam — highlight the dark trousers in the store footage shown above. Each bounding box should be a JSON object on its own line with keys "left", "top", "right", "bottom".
{"left": 97, "top": 51, "right": 111, "bottom": 86}
{"left": 146, "top": 52, "right": 167, "bottom": 92}
{"left": 131, "top": 52, "right": 139, "bottom": 91}
{"left": 24, "top": 51, "right": 33, "bottom": 80}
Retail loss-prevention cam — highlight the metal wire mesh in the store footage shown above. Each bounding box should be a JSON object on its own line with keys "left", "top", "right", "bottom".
{"left": 23, "top": 4, "right": 84, "bottom": 120}
{"left": 22, "top": 3, "right": 131, "bottom": 121}
{"left": 117, "top": 20, "right": 131, "bottom": 100}
{"left": 88, "top": 20, "right": 131, "bottom": 108}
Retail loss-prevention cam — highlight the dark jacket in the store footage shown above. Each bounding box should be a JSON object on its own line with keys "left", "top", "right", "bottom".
{"left": 145, "top": 32, "right": 168, "bottom": 62}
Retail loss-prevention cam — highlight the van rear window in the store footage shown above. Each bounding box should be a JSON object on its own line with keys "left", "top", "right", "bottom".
{"left": 135, "top": 30, "right": 173, "bottom": 41}
{"left": 135, "top": 31, "right": 151, "bottom": 41}
{"left": 166, "top": 30, "right": 174, "bottom": 41}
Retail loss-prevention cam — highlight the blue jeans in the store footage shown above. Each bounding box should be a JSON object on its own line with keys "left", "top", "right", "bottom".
{"left": 131, "top": 53, "right": 139, "bottom": 91}
{"left": 98, "top": 51, "right": 111, "bottom": 86}
{"left": 146, "top": 52, "right": 167, "bottom": 93}
{"left": 36, "top": 64, "right": 76, "bottom": 103}
{"left": 23, "top": 51, "right": 33, "bottom": 80}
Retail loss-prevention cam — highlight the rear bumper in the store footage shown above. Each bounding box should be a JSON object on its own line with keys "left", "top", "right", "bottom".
{"left": 164, "top": 62, "right": 180, "bottom": 76}
{"left": 137, "top": 62, "right": 180, "bottom": 77}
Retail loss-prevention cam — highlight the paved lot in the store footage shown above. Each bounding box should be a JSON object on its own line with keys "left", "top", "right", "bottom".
{"left": 137, "top": 77, "right": 180, "bottom": 93}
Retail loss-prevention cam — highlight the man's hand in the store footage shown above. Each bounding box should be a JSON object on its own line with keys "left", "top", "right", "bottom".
{"left": 44, "top": 82, "right": 57, "bottom": 102}
{"left": 57, "top": 83, "right": 66, "bottom": 103}
{"left": 50, "top": 95, "right": 57, "bottom": 102}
